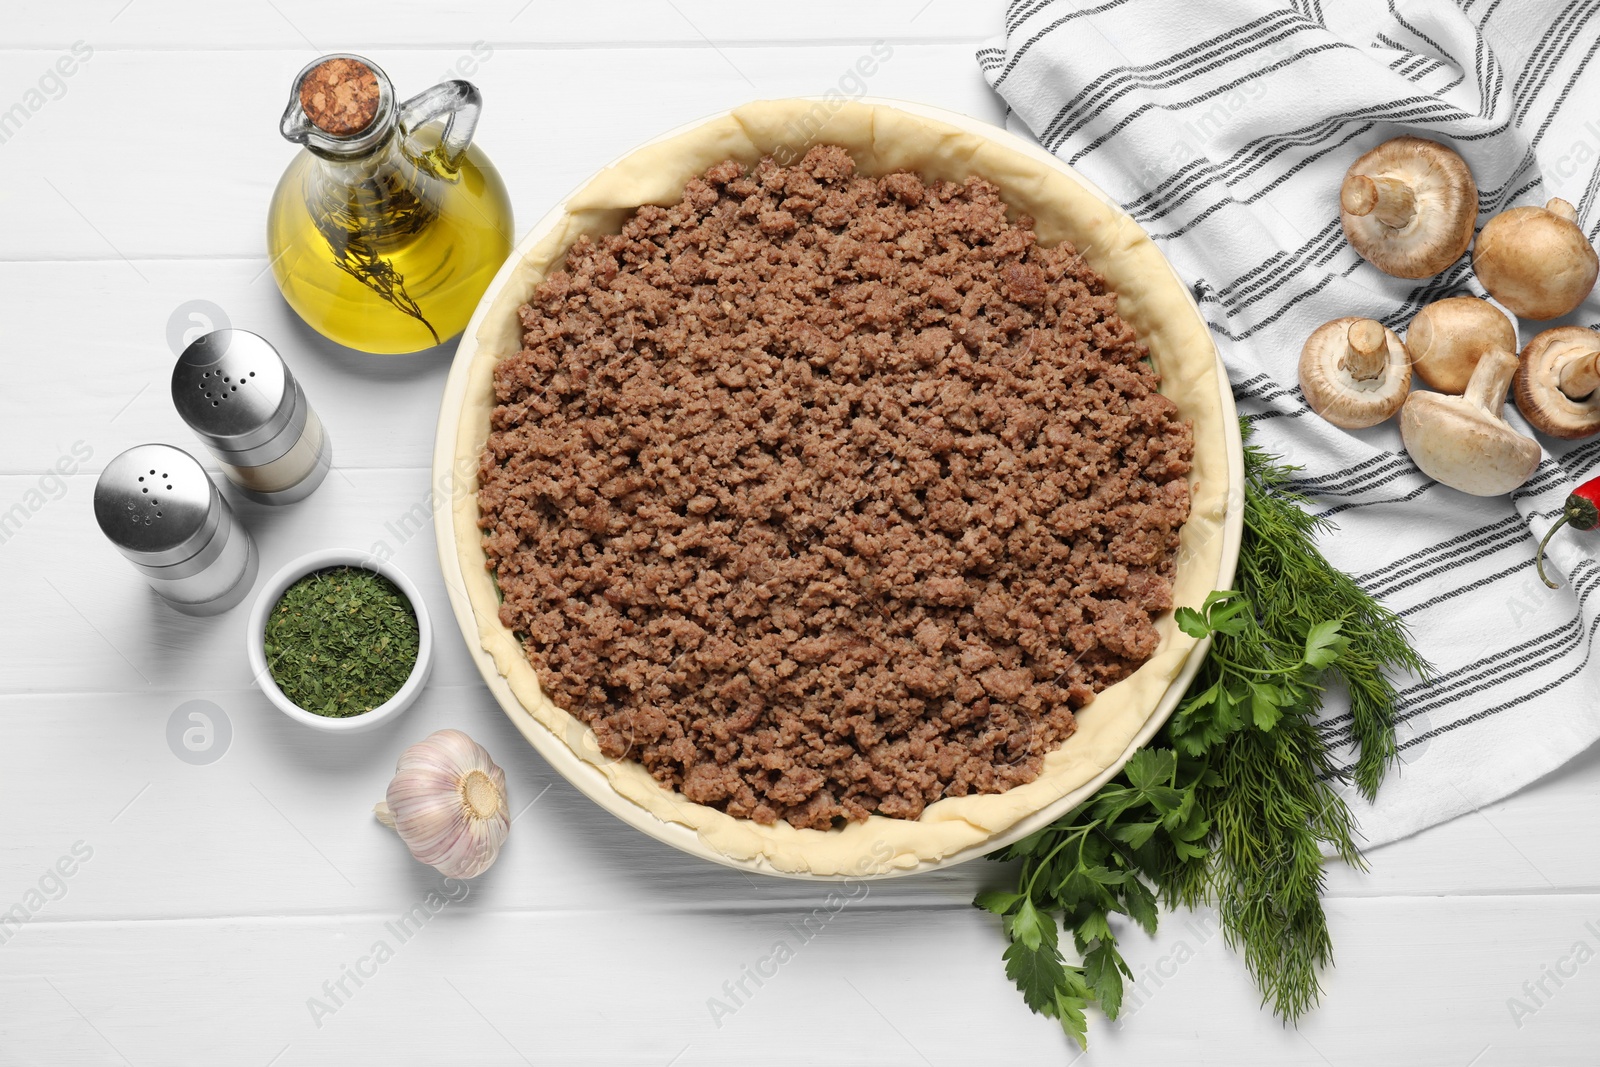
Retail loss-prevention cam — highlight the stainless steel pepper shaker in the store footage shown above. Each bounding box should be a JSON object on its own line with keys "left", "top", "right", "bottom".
{"left": 93, "top": 444, "right": 259, "bottom": 615}
{"left": 171, "top": 329, "right": 333, "bottom": 504}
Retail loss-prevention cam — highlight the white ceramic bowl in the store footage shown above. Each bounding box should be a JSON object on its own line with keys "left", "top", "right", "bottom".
{"left": 247, "top": 549, "right": 434, "bottom": 732}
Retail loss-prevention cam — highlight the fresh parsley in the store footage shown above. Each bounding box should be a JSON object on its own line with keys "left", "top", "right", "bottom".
{"left": 978, "top": 747, "right": 1211, "bottom": 1047}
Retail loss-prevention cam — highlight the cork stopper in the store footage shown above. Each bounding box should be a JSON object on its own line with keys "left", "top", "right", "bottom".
{"left": 298, "top": 57, "right": 379, "bottom": 136}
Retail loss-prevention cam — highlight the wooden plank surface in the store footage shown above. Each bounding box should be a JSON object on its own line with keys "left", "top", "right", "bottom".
{"left": 0, "top": 45, "right": 1004, "bottom": 261}
{"left": 2, "top": 898, "right": 1595, "bottom": 1065}
{"left": 6, "top": 1, "right": 995, "bottom": 49}
{"left": 1, "top": 4, "right": 1597, "bottom": 1065}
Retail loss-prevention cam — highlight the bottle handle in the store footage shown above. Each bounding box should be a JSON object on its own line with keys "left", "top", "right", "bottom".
{"left": 397, "top": 80, "right": 481, "bottom": 170}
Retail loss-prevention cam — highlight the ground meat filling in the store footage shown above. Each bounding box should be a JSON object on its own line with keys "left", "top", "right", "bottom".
{"left": 478, "top": 145, "right": 1193, "bottom": 831}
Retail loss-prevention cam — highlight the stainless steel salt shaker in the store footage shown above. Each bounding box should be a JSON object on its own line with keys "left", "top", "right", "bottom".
{"left": 93, "top": 444, "right": 259, "bottom": 615}
{"left": 171, "top": 329, "right": 333, "bottom": 504}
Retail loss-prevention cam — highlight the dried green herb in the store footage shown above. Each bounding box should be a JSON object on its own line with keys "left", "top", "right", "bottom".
{"left": 263, "top": 567, "right": 420, "bottom": 717}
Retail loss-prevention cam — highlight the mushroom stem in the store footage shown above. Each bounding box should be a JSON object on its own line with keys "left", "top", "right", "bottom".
{"left": 1548, "top": 197, "right": 1578, "bottom": 223}
{"left": 1464, "top": 349, "right": 1520, "bottom": 416}
{"left": 1300, "top": 317, "right": 1412, "bottom": 429}
{"left": 1557, "top": 347, "right": 1600, "bottom": 400}
{"left": 1340, "top": 319, "right": 1390, "bottom": 381}
{"left": 1341, "top": 174, "right": 1418, "bottom": 229}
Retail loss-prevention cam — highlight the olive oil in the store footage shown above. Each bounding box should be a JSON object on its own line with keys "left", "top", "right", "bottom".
{"left": 268, "top": 55, "right": 514, "bottom": 355}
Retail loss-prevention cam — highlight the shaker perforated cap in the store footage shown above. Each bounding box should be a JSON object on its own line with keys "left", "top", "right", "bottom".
{"left": 172, "top": 329, "right": 307, "bottom": 465}
{"left": 94, "top": 444, "right": 221, "bottom": 568}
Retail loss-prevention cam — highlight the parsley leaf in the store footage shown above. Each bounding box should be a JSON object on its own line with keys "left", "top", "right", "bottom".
{"left": 1174, "top": 605, "right": 1209, "bottom": 638}
{"left": 974, "top": 890, "right": 1026, "bottom": 916}
{"left": 1003, "top": 935, "right": 1066, "bottom": 1014}
{"left": 1303, "top": 619, "right": 1350, "bottom": 670}
{"left": 1009, "top": 897, "right": 1053, "bottom": 952}
{"left": 1083, "top": 940, "right": 1128, "bottom": 1019}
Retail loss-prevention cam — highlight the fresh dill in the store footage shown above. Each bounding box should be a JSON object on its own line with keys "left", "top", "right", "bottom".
{"left": 977, "top": 420, "right": 1430, "bottom": 1049}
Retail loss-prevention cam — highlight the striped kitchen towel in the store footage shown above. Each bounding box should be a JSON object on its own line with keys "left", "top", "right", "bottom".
{"left": 979, "top": 0, "right": 1600, "bottom": 847}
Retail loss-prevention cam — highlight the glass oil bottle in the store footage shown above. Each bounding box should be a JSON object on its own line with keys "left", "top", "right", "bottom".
{"left": 268, "top": 54, "right": 514, "bottom": 355}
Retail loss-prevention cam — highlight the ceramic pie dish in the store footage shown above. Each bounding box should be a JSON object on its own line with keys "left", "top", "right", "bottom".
{"left": 432, "top": 98, "right": 1244, "bottom": 880}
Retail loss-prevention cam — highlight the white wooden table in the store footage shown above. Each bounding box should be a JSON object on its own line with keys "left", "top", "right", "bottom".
{"left": 2, "top": 3, "right": 1597, "bottom": 1064}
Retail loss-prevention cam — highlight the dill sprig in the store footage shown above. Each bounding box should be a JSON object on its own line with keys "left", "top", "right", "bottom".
{"left": 1229, "top": 434, "right": 1429, "bottom": 800}
{"left": 978, "top": 420, "right": 1431, "bottom": 1048}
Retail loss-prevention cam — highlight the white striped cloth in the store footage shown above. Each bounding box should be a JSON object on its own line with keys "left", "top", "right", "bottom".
{"left": 979, "top": 0, "right": 1600, "bottom": 847}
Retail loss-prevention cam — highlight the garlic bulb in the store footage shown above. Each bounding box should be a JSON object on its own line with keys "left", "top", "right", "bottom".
{"left": 375, "top": 729, "right": 510, "bottom": 878}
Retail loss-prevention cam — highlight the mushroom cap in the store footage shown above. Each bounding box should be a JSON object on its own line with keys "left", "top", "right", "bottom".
{"left": 1513, "top": 326, "right": 1600, "bottom": 439}
{"left": 1340, "top": 137, "right": 1478, "bottom": 279}
{"left": 1405, "top": 296, "right": 1517, "bottom": 393}
{"left": 1298, "top": 317, "right": 1412, "bottom": 428}
{"left": 1399, "top": 350, "right": 1541, "bottom": 496}
{"left": 1473, "top": 200, "right": 1599, "bottom": 320}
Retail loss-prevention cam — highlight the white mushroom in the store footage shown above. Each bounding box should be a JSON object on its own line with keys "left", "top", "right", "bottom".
{"left": 1298, "top": 317, "right": 1412, "bottom": 428}
{"left": 1405, "top": 296, "right": 1517, "bottom": 394}
{"left": 1513, "top": 326, "right": 1600, "bottom": 439}
{"left": 1400, "top": 349, "right": 1540, "bottom": 496}
{"left": 1340, "top": 137, "right": 1478, "bottom": 278}
{"left": 1473, "top": 198, "right": 1599, "bottom": 320}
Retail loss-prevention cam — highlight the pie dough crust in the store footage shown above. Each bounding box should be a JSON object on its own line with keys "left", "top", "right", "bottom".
{"left": 451, "top": 99, "right": 1228, "bottom": 876}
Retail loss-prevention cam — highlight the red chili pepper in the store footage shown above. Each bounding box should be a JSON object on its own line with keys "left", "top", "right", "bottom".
{"left": 1536, "top": 475, "right": 1600, "bottom": 588}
